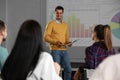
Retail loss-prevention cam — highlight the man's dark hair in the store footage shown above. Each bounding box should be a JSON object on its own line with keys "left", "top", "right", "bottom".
{"left": 0, "top": 20, "right": 5, "bottom": 31}
{"left": 55, "top": 6, "right": 64, "bottom": 12}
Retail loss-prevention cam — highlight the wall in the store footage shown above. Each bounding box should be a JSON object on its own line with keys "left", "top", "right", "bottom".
{"left": 0, "top": 0, "right": 6, "bottom": 21}
{"left": 5, "top": 0, "right": 46, "bottom": 53}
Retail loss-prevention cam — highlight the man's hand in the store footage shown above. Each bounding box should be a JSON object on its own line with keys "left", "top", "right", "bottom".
{"left": 56, "top": 41, "right": 63, "bottom": 47}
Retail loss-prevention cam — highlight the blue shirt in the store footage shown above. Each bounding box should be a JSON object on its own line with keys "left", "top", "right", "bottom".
{"left": 0, "top": 46, "right": 8, "bottom": 70}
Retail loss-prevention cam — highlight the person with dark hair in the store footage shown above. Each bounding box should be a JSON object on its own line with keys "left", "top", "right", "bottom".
{"left": 44, "top": 6, "right": 72, "bottom": 80}
{"left": 1, "top": 20, "right": 62, "bottom": 80}
{"left": 74, "top": 24, "right": 115, "bottom": 80}
{"left": 0, "top": 20, "right": 8, "bottom": 71}
{"left": 85, "top": 24, "right": 115, "bottom": 69}
{"left": 55, "top": 6, "right": 64, "bottom": 12}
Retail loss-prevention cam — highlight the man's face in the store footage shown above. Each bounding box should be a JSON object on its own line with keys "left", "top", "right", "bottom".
{"left": 55, "top": 9, "right": 64, "bottom": 20}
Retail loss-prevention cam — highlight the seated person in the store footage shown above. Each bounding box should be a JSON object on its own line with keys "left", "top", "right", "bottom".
{"left": 1, "top": 20, "right": 62, "bottom": 80}
{"left": 0, "top": 20, "right": 8, "bottom": 71}
{"left": 74, "top": 24, "right": 115, "bottom": 80}
{"left": 85, "top": 24, "right": 115, "bottom": 69}
{"left": 89, "top": 53, "right": 120, "bottom": 80}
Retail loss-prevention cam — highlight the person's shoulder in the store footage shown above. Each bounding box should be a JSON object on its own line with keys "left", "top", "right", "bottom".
{"left": 41, "top": 52, "right": 51, "bottom": 56}
{"left": 87, "top": 42, "right": 103, "bottom": 50}
{"left": 105, "top": 54, "right": 120, "bottom": 61}
{"left": 85, "top": 46, "right": 91, "bottom": 53}
{"left": 62, "top": 21, "right": 68, "bottom": 25}
{"left": 0, "top": 46, "right": 8, "bottom": 53}
{"left": 40, "top": 52, "right": 52, "bottom": 60}
{"left": 86, "top": 44, "right": 93, "bottom": 51}
{"left": 0, "top": 46, "right": 6, "bottom": 50}
{"left": 48, "top": 20, "right": 56, "bottom": 25}
{"left": 85, "top": 42, "right": 98, "bottom": 55}
{"left": 99, "top": 54, "right": 120, "bottom": 67}
{"left": 34, "top": 52, "right": 52, "bottom": 70}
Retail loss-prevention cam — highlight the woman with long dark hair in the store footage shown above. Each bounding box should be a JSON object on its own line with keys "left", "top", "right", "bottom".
{"left": 1, "top": 20, "right": 62, "bottom": 80}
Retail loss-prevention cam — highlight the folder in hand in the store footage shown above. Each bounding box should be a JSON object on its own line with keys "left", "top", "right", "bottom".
{"left": 66, "top": 39, "right": 80, "bottom": 46}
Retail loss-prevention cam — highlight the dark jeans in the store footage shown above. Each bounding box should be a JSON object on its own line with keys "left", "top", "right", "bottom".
{"left": 51, "top": 50, "right": 72, "bottom": 80}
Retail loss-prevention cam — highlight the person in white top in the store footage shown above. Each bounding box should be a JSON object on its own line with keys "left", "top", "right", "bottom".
{"left": 1, "top": 20, "right": 62, "bottom": 80}
{"left": 27, "top": 52, "right": 62, "bottom": 80}
{"left": 89, "top": 54, "right": 120, "bottom": 80}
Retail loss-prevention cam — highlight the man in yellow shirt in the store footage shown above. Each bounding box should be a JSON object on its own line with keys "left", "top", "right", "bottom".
{"left": 44, "top": 6, "right": 72, "bottom": 80}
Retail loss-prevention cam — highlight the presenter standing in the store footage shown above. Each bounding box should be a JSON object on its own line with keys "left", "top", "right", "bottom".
{"left": 44, "top": 6, "right": 72, "bottom": 80}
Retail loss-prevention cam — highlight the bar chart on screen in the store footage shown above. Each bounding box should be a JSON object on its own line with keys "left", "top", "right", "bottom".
{"left": 67, "top": 13, "right": 95, "bottom": 38}
{"left": 66, "top": 13, "right": 95, "bottom": 46}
